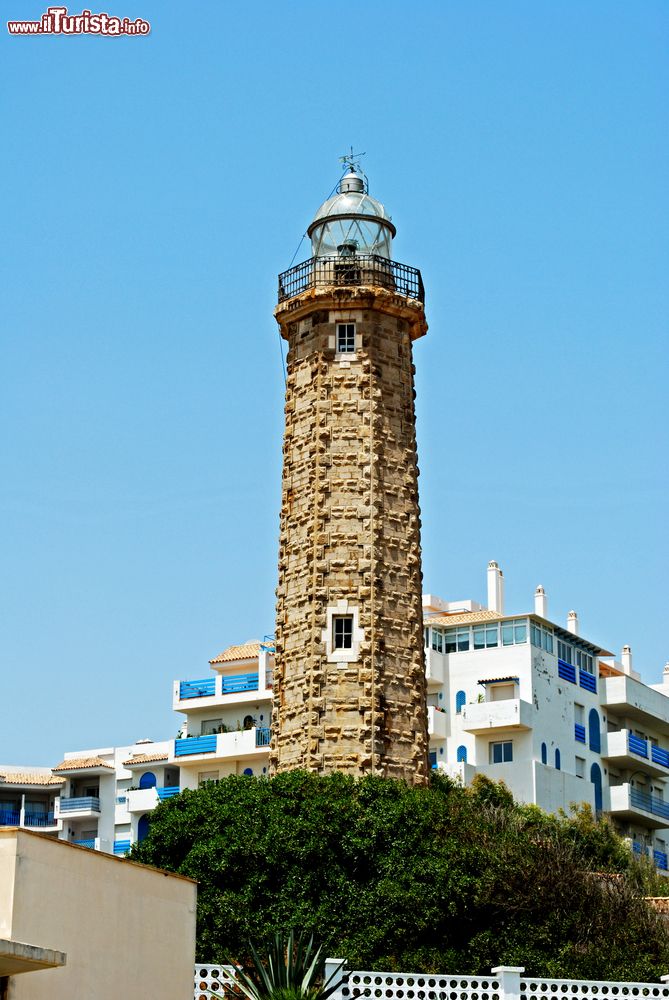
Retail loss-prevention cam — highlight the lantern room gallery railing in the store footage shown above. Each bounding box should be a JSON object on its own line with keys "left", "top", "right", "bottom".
{"left": 277, "top": 254, "right": 425, "bottom": 304}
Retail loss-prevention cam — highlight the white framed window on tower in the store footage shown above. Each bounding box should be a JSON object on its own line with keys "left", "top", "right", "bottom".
{"left": 336, "top": 322, "right": 356, "bottom": 353}
{"left": 333, "top": 615, "right": 353, "bottom": 650}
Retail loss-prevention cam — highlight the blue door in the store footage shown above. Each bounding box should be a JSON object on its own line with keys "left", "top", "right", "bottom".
{"left": 591, "top": 763, "right": 603, "bottom": 814}
{"left": 139, "top": 771, "right": 157, "bottom": 789}
{"left": 137, "top": 814, "right": 150, "bottom": 842}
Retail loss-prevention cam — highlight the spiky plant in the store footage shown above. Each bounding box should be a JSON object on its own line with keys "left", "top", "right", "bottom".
{"left": 220, "top": 931, "right": 339, "bottom": 1000}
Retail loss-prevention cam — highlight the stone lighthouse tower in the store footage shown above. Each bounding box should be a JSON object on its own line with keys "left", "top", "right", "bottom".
{"left": 271, "top": 162, "right": 429, "bottom": 785}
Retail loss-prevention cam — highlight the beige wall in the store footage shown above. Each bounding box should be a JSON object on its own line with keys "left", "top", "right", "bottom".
{"left": 0, "top": 829, "right": 196, "bottom": 1000}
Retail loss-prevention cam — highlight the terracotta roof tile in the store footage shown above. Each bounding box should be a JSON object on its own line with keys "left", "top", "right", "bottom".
{"left": 210, "top": 641, "right": 261, "bottom": 664}
{"left": 52, "top": 756, "right": 114, "bottom": 772}
{"left": 426, "top": 610, "right": 502, "bottom": 627}
{"left": 122, "top": 752, "right": 168, "bottom": 766}
{"left": 0, "top": 771, "right": 64, "bottom": 786}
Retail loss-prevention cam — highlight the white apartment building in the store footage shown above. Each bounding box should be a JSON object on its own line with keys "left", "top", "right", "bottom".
{"left": 424, "top": 561, "right": 669, "bottom": 874}
{"left": 7, "top": 562, "right": 667, "bottom": 871}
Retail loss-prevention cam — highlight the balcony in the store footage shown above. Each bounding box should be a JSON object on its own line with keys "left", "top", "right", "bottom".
{"left": 609, "top": 783, "right": 669, "bottom": 828}
{"left": 57, "top": 796, "right": 101, "bottom": 816}
{"left": 601, "top": 675, "right": 669, "bottom": 735}
{"left": 174, "top": 672, "right": 264, "bottom": 709}
{"left": 23, "top": 810, "right": 56, "bottom": 829}
{"left": 0, "top": 808, "right": 19, "bottom": 826}
{"left": 428, "top": 706, "right": 447, "bottom": 741}
{"left": 602, "top": 730, "right": 669, "bottom": 777}
{"left": 424, "top": 648, "right": 445, "bottom": 689}
{"left": 574, "top": 723, "right": 586, "bottom": 744}
{"left": 461, "top": 698, "right": 533, "bottom": 735}
{"left": 172, "top": 727, "right": 271, "bottom": 764}
{"left": 126, "top": 787, "right": 158, "bottom": 813}
{"left": 114, "top": 839, "right": 131, "bottom": 856}
{"left": 156, "top": 785, "right": 180, "bottom": 800}
{"left": 277, "top": 254, "right": 424, "bottom": 305}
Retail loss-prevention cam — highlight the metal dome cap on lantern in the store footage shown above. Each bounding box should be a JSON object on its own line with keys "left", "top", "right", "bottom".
{"left": 307, "top": 164, "right": 396, "bottom": 259}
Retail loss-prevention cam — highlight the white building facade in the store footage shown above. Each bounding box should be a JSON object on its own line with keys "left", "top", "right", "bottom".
{"left": 424, "top": 561, "right": 669, "bottom": 874}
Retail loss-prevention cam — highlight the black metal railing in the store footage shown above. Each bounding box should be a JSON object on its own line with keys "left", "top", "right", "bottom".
{"left": 277, "top": 254, "right": 424, "bottom": 304}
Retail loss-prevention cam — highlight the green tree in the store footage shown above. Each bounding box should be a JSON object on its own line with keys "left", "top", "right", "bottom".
{"left": 131, "top": 771, "right": 669, "bottom": 979}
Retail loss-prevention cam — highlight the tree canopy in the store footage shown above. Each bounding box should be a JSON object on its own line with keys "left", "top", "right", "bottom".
{"left": 130, "top": 771, "right": 669, "bottom": 980}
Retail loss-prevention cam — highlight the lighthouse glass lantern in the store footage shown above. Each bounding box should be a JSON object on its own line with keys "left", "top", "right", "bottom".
{"left": 308, "top": 167, "right": 396, "bottom": 259}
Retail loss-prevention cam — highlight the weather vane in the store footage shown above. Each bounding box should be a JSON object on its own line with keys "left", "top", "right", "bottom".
{"left": 339, "top": 146, "right": 366, "bottom": 172}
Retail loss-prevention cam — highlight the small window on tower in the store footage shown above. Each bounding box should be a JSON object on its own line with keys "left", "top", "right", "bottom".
{"left": 333, "top": 615, "right": 353, "bottom": 649}
{"left": 336, "top": 323, "right": 356, "bottom": 353}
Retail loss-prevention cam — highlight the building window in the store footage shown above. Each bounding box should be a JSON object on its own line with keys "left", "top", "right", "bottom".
{"left": 455, "top": 690, "right": 466, "bottom": 714}
{"left": 588, "top": 708, "right": 601, "bottom": 753}
{"left": 575, "top": 756, "right": 585, "bottom": 779}
{"left": 431, "top": 628, "right": 444, "bottom": 653}
{"left": 541, "top": 742, "right": 547, "bottom": 765}
{"left": 555, "top": 748, "right": 561, "bottom": 770}
{"left": 333, "top": 616, "right": 353, "bottom": 650}
{"left": 445, "top": 627, "right": 470, "bottom": 653}
{"left": 531, "top": 622, "right": 554, "bottom": 653}
{"left": 489, "top": 741, "right": 513, "bottom": 764}
{"left": 336, "top": 322, "right": 355, "bottom": 353}
{"left": 473, "top": 624, "right": 499, "bottom": 649}
{"left": 457, "top": 745, "right": 467, "bottom": 763}
{"left": 501, "top": 620, "right": 528, "bottom": 646}
{"left": 198, "top": 770, "right": 219, "bottom": 786}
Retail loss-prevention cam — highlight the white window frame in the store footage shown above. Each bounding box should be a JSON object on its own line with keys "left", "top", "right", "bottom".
{"left": 336, "top": 322, "right": 356, "bottom": 354}
{"left": 322, "top": 600, "right": 364, "bottom": 664}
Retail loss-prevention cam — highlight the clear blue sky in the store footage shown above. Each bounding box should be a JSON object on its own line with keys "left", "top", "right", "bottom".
{"left": 1, "top": 1, "right": 667, "bottom": 765}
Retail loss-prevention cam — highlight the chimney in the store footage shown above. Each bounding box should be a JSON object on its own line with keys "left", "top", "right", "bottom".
{"left": 567, "top": 610, "right": 579, "bottom": 635}
{"left": 621, "top": 645, "right": 633, "bottom": 675}
{"left": 534, "top": 585, "right": 547, "bottom": 618}
{"left": 487, "top": 561, "right": 505, "bottom": 614}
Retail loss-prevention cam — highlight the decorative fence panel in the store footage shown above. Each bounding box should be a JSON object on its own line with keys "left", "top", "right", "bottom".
{"left": 194, "top": 962, "right": 669, "bottom": 1000}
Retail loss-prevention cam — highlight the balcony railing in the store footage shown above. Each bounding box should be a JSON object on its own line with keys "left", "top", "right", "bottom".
{"left": 222, "top": 672, "right": 258, "bottom": 694}
{"left": 630, "top": 787, "right": 669, "bottom": 821}
{"left": 156, "top": 786, "right": 180, "bottom": 800}
{"left": 558, "top": 659, "right": 576, "bottom": 684}
{"left": 175, "top": 735, "right": 217, "bottom": 757}
{"left": 0, "top": 809, "right": 19, "bottom": 825}
{"left": 628, "top": 733, "right": 649, "bottom": 758}
{"left": 73, "top": 838, "right": 96, "bottom": 849}
{"left": 653, "top": 744, "right": 669, "bottom": 768}
{"left": 59, "top": 796, "right": 101, "bottom": 813}
{"left": 179, "top": 678, "right": 216, "bottom": 699}
{"left": 255, "top": 727, "right": 271, "bottom": 748}
{"left": 24, "top": 810, "right": 55, "bottom": 828}
{"left": 277, "top": 254, "right": 425, "bottom": 304}
{"left": 574, "top": 723, "right": 586, "bottom": 744}
{"left": 654, "top": 849, "right": 669, "bottom": 871}
{"left": 579, "top": 668, "right": 597, "bottom": 693}
{"left": 114, "top": 839, "right": 131, "bottom": 855}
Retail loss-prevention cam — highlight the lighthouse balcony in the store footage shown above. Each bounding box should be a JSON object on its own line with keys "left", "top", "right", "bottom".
{"left": 277, "top": 254, "right": 424, "bottom": 304}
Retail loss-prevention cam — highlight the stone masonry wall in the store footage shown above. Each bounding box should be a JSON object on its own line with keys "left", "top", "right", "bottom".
{"left": 271, "top": 286, "right": 429, "bottom": 785}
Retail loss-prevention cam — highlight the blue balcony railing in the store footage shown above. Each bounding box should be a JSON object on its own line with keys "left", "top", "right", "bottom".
{"left": 630, "top": 787, "right": 669, "bottom": 821}
{"left": 632, "top": 841, "right": 643, "bottom": 856}
{"left": 652, "top": 745, "right": 669, "bottom": 769}
{"left": 156, "top": 786, "right": 180, "bottom": 800}
{"left": 24, "top": 811, "right": 55, "bottom": 828}
{"left": 114, "top": 839, "right": 131, "bottom": 855}
{"left": 558, "top": 659, "right": 576, "bottom": 684}
{"left": 59, "top": 796, "right": 100, "bottom": 813}
{"left": 654, "top": 849, "right": 669, "bottom": 871}
{"left": 579, "top": 668, "right": 597, "bottom": 693}
{"left": 255, "top": 727, "right": 271, "bottom": 747}
{"left": 73, "top": 838, "right": 96, "bottom": 849}
{"left": 0, "top": 809, "right": 20, "bottom": 826}
{"left": 175, "top": 735, "right": 217, "bottom": 757}
{"left": 222, "top": 672, "right": 259, "bottom": 694}
{"left": 574, "top": 723, "right": 586, "bottom": 744}
{"left": 179, "top": 678, "right": 216, "bottom": 699}
{"left": 628, "top": 733, "right": 649, "bottom": 758}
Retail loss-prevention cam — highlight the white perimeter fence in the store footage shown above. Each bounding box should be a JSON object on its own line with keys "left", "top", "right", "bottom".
{"left": 195, "top": 962, "right": 669, "bottom": 1000}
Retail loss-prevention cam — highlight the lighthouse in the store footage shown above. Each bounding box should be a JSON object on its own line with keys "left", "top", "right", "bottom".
{"left": 271, "top": 160, "right": 429, "bottom": 785}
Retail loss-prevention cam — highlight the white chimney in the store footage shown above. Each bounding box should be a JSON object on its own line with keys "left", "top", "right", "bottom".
{"left": 534, "top": 585, "right": 547, "bottom": 618}
{"left": 487, "top": 561, "right": 505, "bottom": 614}
{"left": 621, "top": 646, "right": 633, "bottom": 675}
{"left": 567, "top": 610, "right": 579, "bottom": 635}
